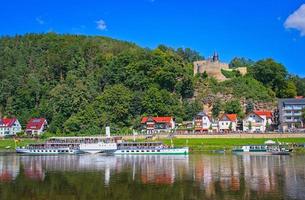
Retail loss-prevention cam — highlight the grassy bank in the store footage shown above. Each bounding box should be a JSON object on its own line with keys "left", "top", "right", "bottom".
{"left": 160, "top": 138, "right": 305, "bottom": 152}
{"left": 0, "top": 139, "right": 45, "bottom": 150}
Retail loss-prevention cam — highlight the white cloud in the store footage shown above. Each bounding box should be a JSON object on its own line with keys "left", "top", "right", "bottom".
{"left": 96, "top": 19, "right": 107, "bottom": 31}
{"left": 284, "top": 4, "right": 305, "bottom": 36}
{"left": 36, "top": 17, "right": 45, "bottom": 25}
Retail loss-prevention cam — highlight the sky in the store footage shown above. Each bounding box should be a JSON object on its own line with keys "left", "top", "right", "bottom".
{"left": 0, "top": 0, "right": 305, "bottom": 76}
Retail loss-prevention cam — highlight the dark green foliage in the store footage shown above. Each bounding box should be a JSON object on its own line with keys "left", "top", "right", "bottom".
{"left": 245, "top": 101, "right": 254, "bottom": 114}
{"left": 212, "top": 100, "right": 222, "bottom": 118}
{"left": 0, "top": 33, "right": 196, "bottom": 134}
{"left": 176, "top": 47, "right": 204, "bottom": 62}
{"left": 220, "top": 77, "right": 275, "bottom": 101}
{"left": 221, "top": 69, "right": 241, "bottom": 78}
{"left": 182, "top": 100, "right": 202, "bottom": 121}
{"left": 249, "top": 58, "right": 297, "bottom": 98}
{"left": 224, "top": 100, "right": 243, "bottom": 117}
{"left": 229, "top": 57, "right": 254, "bottom": 68}
{"left": 289, "top": 75, "right": 305, "bottom": 97}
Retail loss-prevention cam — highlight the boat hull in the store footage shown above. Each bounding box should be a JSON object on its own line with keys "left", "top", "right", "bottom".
{"left": 16, "top": 148, "right": 81, "bottom": 155}
{"left": 113, "top": 147, "right": 189, "bottom": 155}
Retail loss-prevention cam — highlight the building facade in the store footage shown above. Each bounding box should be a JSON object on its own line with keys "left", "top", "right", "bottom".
{"left": 194, "top": 112, "right": 211, "bottom": 133}
{"left": 141, "top": 116, "right": 175, "bottom": 134}
{"left": 278, "top": 98, "right": 305, "bottom": 131}
{"left": 218, "top": 114, "right": 238, "bottom": 132}
{"left": 243, "top": 111, "right": 273, "bottom": 133}
{"left": 0, "top": 118, "right": 22, "bottom": 137}
{"left": 25, "top": 118, "right": 48, "bottom": 135}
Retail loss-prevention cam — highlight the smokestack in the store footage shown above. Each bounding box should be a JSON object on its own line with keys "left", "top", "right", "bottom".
{"left": 106, "top": 126, "right": 110, "bottom": 138}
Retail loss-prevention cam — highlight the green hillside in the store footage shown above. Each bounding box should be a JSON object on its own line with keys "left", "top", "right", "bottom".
{"left": 0, "top": 33, "right": 303, "bottom": 135}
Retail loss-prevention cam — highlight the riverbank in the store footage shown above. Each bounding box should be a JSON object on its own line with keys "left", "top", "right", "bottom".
{"left": 158, "top": 137, "right": 305, "bottom": 152}
{"left": 1, "top": 136, "right": 305, "bottom": 153}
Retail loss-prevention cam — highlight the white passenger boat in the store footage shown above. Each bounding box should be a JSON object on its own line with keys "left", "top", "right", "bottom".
{"left": 16, "top": 137, "right": 119, "bottom": 155}
{"left": 16, "top": 143, "right": 81, "bottom": 154}
{"left": 48, "top": 137, "right": 118, "bottom": 154}
{"left": 113, "top": 142, "right": 189, "bottom": 155}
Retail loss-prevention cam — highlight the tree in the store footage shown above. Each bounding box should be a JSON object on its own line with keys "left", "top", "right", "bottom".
{"left": 224, "top": 100, "right": 243, "bottom": 116}
{"left": 229, "top": 122, "right": 233, "bottom": 131}
{"left": 176, "top": 47, "right": 204, "bottom": 62}
{"left": 266, "top": 120, "right": 270, "bottom": 131}
{"left": 201, "top": 71, "right": 208, "bottom": 79}
{"left": 212, "top": 100, "right": 222, "bottom": 118}
{"left": 248, "top": 121, "right": 252, "bottom": 132}
{"left": 246, "top": 101, "right": 254, "bottom": 114}
{"left": 289, "top": 75, "right": 305, "bottom": 97}
{"left": 278, "top": 81, "right": 297, "bottom": 98}
{"left": 249, "top": 59, "right": 288, "bottom": 97}
{"left": 229, "top": 57, "right": 254, "bottom": 69}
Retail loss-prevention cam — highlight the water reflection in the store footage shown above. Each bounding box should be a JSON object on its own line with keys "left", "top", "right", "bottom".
{"left": 0, "top": 153, "right": 305, "bottom": 199}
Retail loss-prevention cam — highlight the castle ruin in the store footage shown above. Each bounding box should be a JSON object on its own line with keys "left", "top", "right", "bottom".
{"left": 193, "top": 53, "right": 247, "bottom": 81}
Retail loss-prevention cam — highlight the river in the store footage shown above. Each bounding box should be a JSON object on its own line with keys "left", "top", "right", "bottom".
{"left": 0, "top": 153, "right": 304, "bottom": 200}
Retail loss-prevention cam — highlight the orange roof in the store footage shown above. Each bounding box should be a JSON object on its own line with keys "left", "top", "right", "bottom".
{"left": 141, "top": 117, "right": 173, "bottom": 124}
{"left": 254, "top": 111, "right": 272, "bottom": 118}
{"left": 220, "top": 114, "right": 237, "bottom": 122}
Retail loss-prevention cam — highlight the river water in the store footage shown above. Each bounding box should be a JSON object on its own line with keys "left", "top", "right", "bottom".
{"left": 0, "top": 153, "right": 305, "bottom": 200}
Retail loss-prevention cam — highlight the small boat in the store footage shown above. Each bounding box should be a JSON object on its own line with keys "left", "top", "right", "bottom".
{"left": 232, "top": 144, "right": 291, "bottom": 155}
{"left": 113, "top": 142, "right": 189, "bottom": 155}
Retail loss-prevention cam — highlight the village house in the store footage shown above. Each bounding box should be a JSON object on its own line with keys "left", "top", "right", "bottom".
{"left": 193, "top": 112, "right": 218, "bottom": 133}
{"left": 218, "top": 114, "right": 238, "bottom": 132}
{"left": 141, "top": 116, "right": 175, "bottom": 134}
{"left": 25, "top": 118, "right": 48, "bottom": 136}
{"left": 243, "top": 111, "right": 273, "bottom": 133}
{"left": 0, "top": 118, "right": 22, "bottom": 137}
{"left": 194, "top": 112, "right": 211, "bottom": 133}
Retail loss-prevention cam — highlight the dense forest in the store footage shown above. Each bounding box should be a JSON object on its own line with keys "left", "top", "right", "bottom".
{"left": 0, "top": 33, "right": 304, "bottom": 134}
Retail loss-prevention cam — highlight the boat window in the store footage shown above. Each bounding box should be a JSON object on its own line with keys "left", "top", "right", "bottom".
{"left": 141, "top": 150, "right": 144, "bottom": 152}
{"left": 131, "top": 150, "right": 134, "bottom": 152}
{"left": 152, "top": 150, "right": 155, "bottom": 152}
{"left": 136, "top": 150, "right": 139, "bottom": 152}
{"left": 146, "top": 150, "right": 149, "bottom": 152}
{"left": 126, "top": 151, "right": 129, "bottom": 152}
{"left": 157, "top": 150, "right": 160, "bottom": 152}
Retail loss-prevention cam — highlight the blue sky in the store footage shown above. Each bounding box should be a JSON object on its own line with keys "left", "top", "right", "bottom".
{"left": 1, "top": 0, "right": 305, "bottom": 76}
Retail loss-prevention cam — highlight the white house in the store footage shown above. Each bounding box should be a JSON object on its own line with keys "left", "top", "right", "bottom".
{"left": 243, "top": 111, "right": 273, "bottom": 133}
{"left": 0, "top": 118, "right": 22, "bottom": 137}
{"left": 218, "top": 114, "right": 238, "bottom": 132}
{"left": 25, "top": 118, "right": 48, "bottom": 135}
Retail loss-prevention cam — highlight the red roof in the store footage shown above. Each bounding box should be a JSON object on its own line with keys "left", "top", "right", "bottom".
{"left": 26, "top": 118, "right": 47, "bottom": 130}
{"left": 254, "top": 111, "right": 272, "bottom": 118}
{"left": 0, "top": 118, "right": 17, "bottom": 127}
{"left": 141, "top": 117, "right": 173, "bottom": 124}
{"left": 220, "top": 114, "right": 237, "bottom": 122}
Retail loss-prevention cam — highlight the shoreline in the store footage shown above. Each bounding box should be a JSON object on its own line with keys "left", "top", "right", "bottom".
{"left": 1, "top": 134, "right": 305, "bottom": 153}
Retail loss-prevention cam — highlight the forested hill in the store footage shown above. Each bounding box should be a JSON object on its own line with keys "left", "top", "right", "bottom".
{"left": 0, "top": 33, "right": 304, "bottom": 135}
